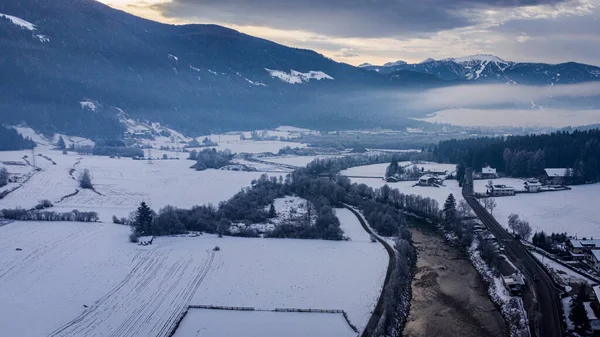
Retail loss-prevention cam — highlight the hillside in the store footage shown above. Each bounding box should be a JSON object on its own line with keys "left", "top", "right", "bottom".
{"left": 0, "top": 0, "right": 442, "bottom": 139}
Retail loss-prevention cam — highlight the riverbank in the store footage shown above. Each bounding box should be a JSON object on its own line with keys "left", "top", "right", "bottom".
{"left": 404, "top": 228, "right": 507, "bottom": 337}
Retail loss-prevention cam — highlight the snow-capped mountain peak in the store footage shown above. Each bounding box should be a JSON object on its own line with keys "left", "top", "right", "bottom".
{"left": 419, "top": 58, "right": 436, "bottom": 64}
{"left": 383, "top": 60, "right": 407, "bottom": 67}
{"left": 358, "top": 63, "right": 374, "bottom": 68}
{"left": 446, "top": 54, "right": 507, "bottom": 64}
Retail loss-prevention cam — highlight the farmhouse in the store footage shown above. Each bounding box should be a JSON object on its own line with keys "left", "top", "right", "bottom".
{"left": 544, "top": 168, "right": 572, "bottom": 185}
{"left": 523, "top": 178, "right": 542, "bottom": 193}
{"left": 417, "top": 174, "right": 443, "bottom": 186}
{"left": 487, "top": 184, "right": 515, "bottom": 196}
{"left": 481, "top": 165, "right": 498, "bottom": 179}
{"left": 385, "top": 176, "right": 399, "bottom": 183}
{"left": 567, "top": 239, "right": 600, "bottom": 261}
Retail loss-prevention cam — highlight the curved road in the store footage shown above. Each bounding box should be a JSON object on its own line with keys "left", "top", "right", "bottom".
{"left": 463, "top": 168, "right": 563, "bottom": 337}
{"left": 343, "top": 205, "right": 396, "bottom": 337}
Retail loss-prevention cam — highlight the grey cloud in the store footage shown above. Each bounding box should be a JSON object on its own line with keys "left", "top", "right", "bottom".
{"left": 155, "top": 0, "right": 572, "bottom": 38}
{"left": 335, "top": 48, "right": 360, "bottom": 58}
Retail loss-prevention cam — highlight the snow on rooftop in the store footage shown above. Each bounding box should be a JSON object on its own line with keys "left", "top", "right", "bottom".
{"left": 0, "top": 13, "right": 35, "bottom": 31}
{"left": 265, "top": 68, "right": 334, "bottom": 84}
{"left": 544, "top": 168, "right": 571, "bottom": 177}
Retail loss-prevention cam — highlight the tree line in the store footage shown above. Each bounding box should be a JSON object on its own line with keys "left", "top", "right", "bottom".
{"left": 1, "top": 208, "right": 99, "bottom": 222}
{"left": 0, "top": 125, "right": 36, "bottom": 151}
{"left": 434, "top": 129, "right": 600, "bottom": 183}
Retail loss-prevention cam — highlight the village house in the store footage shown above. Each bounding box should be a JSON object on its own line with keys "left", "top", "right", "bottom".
{"left": 416, "top": 174, "right": 443, "bottom": 187}
{"left": 487, "top": 184, "right": 516, "bottom": 196}
{"left": 567, "top": 239, "right": 600, "bottom": 261}
{"left": 544, "top": 168, "right": 572, "bottom": 186}
{"left": 481, "top": 165, "right": 498, "bottom": 179}
{"left": 523, "top": 178, "right": 542, "bottom": 192}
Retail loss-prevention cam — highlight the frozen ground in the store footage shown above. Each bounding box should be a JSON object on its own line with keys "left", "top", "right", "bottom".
{"left": 0, "top": 214, "right": 386, "bottom": 336}
{"left": 173, "top": 309, "right": 355, "bottom": 337}
{"left": 0, "top": 149, "right": 272, "bottom": 221}
{"left": 0, "top": 221, "right": 215, "bottom": 337}
{"left": 484, "top": 183, "right": 600, "bottom": 237}
{"left": 195, "top": 132, "right": 306, "bottom": 154}
{"left": 261, "top": 155, "right": 342, "bottom": 168}
{"left": 191, "top": 210, "right": 387, "bottom": 334}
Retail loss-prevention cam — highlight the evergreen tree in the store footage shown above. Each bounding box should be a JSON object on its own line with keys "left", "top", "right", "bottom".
{"left": 0, "top": 167, "right": 8, "bottom": 187}
{"left": 133, "top": 201, "right": 154, "bottom": 236}
{"left": 442, "top": 194, "right": 457, "bottom": 229}
{"left": 570, "top": 284, "right": 590, "bottom": 333}
{"left": 268, "top": 203, "right": 277, "bottom": 218}
{"left": 57, "top": 136, "right": 66, "bottom": 150}
{"left": 385, "top": 158, "right": 399, "bottom": 178}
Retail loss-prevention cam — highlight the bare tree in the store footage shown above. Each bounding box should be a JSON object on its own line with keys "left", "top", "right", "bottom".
{"left": 483, "top": 197, "right": 497, "bottom": 215}
{"left": 515, "top": 220, "right": 532, "bottom": 240}
{"left": 457, "top": 199, "right": 473, "bottom": 218}
{"left": 508, "top": 213, "right": 520, "bottom": 233}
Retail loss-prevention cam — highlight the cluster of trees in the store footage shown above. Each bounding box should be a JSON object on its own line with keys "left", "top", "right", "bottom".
{"left": 75, "top": 142, "right": 144, "bottom": 158}
{"left": 442, "top": 194, "right": 476, "bottom": 248}
{"left": 435, "top": 129, "right": 600, "bottom": 183}
{"left": 531, "top": 231, "right": 568, "bottom": 254}
{"left": 305, "top": 152, "right": 419, "bottom": 177}
{"left": 385, "top": 158, "right": 405, "bottom": 178}
{"left": 186, "top": 137, "right": 218, "bottom": 148}
{"left": 0, "top": 167, "right": 8, "bottom": 187}
{"left": 373, "top": 235, "right": 416, "bottom": 337}
{"left": 276, "top": 146, "right": 318, "bottom": 156}
{"left": 0, "top": 125, "right": 36, "bottom": 151}
{"left": 189, "top": 148, "right": 234, "bottom": 170}
{"left": 507, "top": 213, "right": 532, "bottom": 240}
{"left": 0, "top": 208, "right": 99, "bottom": 222}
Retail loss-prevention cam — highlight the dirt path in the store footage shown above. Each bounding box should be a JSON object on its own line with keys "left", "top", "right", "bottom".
{"left": 404, "top": 228, "right": 507, "bottom": 337}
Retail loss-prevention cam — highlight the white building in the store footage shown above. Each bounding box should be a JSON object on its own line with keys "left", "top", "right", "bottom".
{"left": 487, "top": 184, "right": 515, "bottom": 196}
{"left": 523, "top": 178, "right": 542, "bottom": 192}
{"left": 482, "top": 165, "right": 498, "bottom": 178}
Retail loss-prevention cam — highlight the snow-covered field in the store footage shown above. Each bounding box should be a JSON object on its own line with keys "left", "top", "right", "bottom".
{"left": 261, "top": 155, "right": 343, "bottom": 168}
{"left": 174, "top": 309, "right": 355, "bottom": 337}
{"left": 340, "top": 162, "right": 461, "bottom": 206}
{"left": 0, "top": 221, "right": 215, "bottom": 337}
{"left": 0, "top": 150, "right": 269, "bottom": 221}
{"left": 0, "top": 208, "right": 386, "bottom": 336}
{"left": 190, "top": 230, "right": 387, "bottom": 333}
{"left": 485, "top": 183, "right": 600, "bottom": 237}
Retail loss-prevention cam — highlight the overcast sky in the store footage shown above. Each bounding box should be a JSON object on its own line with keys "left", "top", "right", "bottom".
{"left": 99, "top": 0, "right": 600, "bottom": 66}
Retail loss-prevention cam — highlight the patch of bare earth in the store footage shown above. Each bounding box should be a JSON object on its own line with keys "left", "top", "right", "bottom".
{"left": 404, "top": 229, "right": 507, "bottom": 337}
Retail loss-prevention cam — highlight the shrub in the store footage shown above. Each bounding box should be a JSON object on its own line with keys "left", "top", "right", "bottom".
{"left": 35, "top": 199, "right": 53, "bottom": 210}
{"left": 129, "top": 232, "right": 139, "bottom": 243}
{"left": 78, "top": 169, "right": 93, "bottom": 189}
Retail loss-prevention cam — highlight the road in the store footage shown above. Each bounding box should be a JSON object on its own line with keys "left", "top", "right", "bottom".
{"left": 343, "top": 205, "right": 396, "bottom": 337}
{"left": 463, "top": 168, "right": 563, "bottom": 337}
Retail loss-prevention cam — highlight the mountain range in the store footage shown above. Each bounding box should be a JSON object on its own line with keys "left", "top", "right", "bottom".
{"left": 1, "top": 0, "right": 599, "bottom": 139}
{"left": 359, "top": 54, "right": 600, "bottom": 84}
